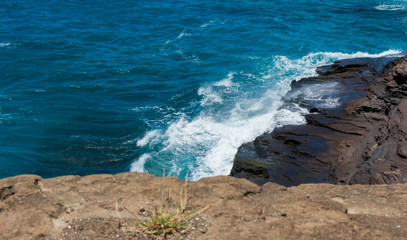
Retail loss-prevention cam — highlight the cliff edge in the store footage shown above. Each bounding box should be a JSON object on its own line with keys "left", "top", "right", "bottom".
{"left": 1, "top": 173, "right": 407, "bottom": 239}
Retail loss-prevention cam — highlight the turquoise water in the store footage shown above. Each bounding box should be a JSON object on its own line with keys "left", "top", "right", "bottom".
{"left": 1, "top": 0, "right": 406, "bottom": 179}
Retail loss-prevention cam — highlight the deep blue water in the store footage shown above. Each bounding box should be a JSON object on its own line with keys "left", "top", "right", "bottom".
{"left": 1, "top": 0, "right": 407, "bottom": 180}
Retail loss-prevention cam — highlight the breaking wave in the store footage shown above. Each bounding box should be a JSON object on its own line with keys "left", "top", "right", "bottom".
{"left": 131, "top": 50, "right": 401, "bottom": 180}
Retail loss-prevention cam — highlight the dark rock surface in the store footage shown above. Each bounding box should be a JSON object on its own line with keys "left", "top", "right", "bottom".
{"left": 231, "top": 54, "right": 407, "bottom": 186}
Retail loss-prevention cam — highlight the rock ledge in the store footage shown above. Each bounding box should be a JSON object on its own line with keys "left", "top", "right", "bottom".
{"left": 1, "top": 173, "right": 407, "bottom": 239}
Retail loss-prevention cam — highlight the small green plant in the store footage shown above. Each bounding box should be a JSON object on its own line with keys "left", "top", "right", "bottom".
{"left": 121, "top": 170, "right": 213, "bottom": 238}
{"left": 136, "top": 170, "right": 191, "bottom": 237}
{"left": 139, "top": 206, "right": 187, "bottom": 235}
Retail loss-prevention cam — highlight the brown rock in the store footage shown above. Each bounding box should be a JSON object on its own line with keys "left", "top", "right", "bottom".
{"left": 1, "top": 173, "right": 407, "bottom": 239}
{"left": 393, "top": 59, "right": 407, "bottom": 85}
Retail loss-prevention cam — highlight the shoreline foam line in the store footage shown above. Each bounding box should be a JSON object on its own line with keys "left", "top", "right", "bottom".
{"left": 130, "top": 50, "right": 401, "bottom": 180}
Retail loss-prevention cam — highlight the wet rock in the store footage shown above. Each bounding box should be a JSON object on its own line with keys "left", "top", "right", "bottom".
{"left": 231, "top": 55, "right": 407, "bottom": 186}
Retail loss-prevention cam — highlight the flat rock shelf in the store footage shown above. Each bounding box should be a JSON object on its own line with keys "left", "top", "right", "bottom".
{"left": 1, "top": 173, "right": 407, "bottom": 239}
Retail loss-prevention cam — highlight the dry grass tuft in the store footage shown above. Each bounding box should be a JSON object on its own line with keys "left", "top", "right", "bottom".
{"left": 119, "top": 170, "right": 211, "bottom": 238}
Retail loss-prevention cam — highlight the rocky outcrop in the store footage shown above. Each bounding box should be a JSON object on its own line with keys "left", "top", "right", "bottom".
{"left": 231, "top": 54, "right": 407, "bottom": 186}
{"left": 1, "top": 173, "right": 407, "bottom": 240}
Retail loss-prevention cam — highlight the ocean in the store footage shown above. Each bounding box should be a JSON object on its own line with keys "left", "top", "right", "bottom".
{"left": 1, "top": 0, "right": 407, "bottom": 180}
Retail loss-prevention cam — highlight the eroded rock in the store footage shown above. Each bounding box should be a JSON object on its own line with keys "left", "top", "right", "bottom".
{"left": 231, "top": 55, "right": 407, "bottom": 186}
{"left": 1, "top": 173, "right": 407, "bottom": 240}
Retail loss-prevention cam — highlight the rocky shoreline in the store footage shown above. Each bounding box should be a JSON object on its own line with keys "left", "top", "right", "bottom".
{"left": 231, "top": 54, "right": 407, "bottom": 186}
{"left": 3, "top": 55, "right": 407, "bottom": 239}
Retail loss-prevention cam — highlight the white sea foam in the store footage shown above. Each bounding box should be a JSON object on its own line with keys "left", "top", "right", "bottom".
{"left": 177, "top": 29, "right": 191, "bottom": 39}
{"left": 131, "top": 50, "right": 402, "bottom": 180}
{"left": 130, "top": 153, "right": 150, "bottom": 172}
{"left": 0, "top": 106, "right": 12, "bottom": 125}
{"left": 198, "top": 72, "right": 238, "bottom": 106}
{"left": 288, "top": 82, "right": 342, "bottom": 109}
{"left": 136, "top": 129, "right": 162, "bottom": 147}
{"left": 0, "top": 43, "right": 11, "bottom": 47}
{"left": 160, "top": 99, "right": 307, "bottom": 180}
{"left": 214, "top": 72, "right": 236, "bottom": 87}
{"left": 162, "top": 29, "right": 201, "bottom": 62}
{"left": 176, "top": 49, "right": 202, "bottom": 62}
{"left": 272, "top": 50, "right": 401, "bottom": 77}
{"left": 164, "top": 29, "right": 191, "bottom": 44}
{"left": 200, "top": 20, "right": 215, "bottom": 28}
{"left": 197, "top": 86, "right": 223, "bottom": 106}
{"left": 375, "top": 4, "right": 406, "bottom": 11}
{"left": 272, "top": 108, "right": 308, "bottom": 127}
{"left": 0, "top": 42, "right": 20, "bottom": 48}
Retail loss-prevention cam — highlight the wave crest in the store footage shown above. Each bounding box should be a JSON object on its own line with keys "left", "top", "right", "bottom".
{"left": 375, "top": 4, "right": 406, "bottom": 11}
